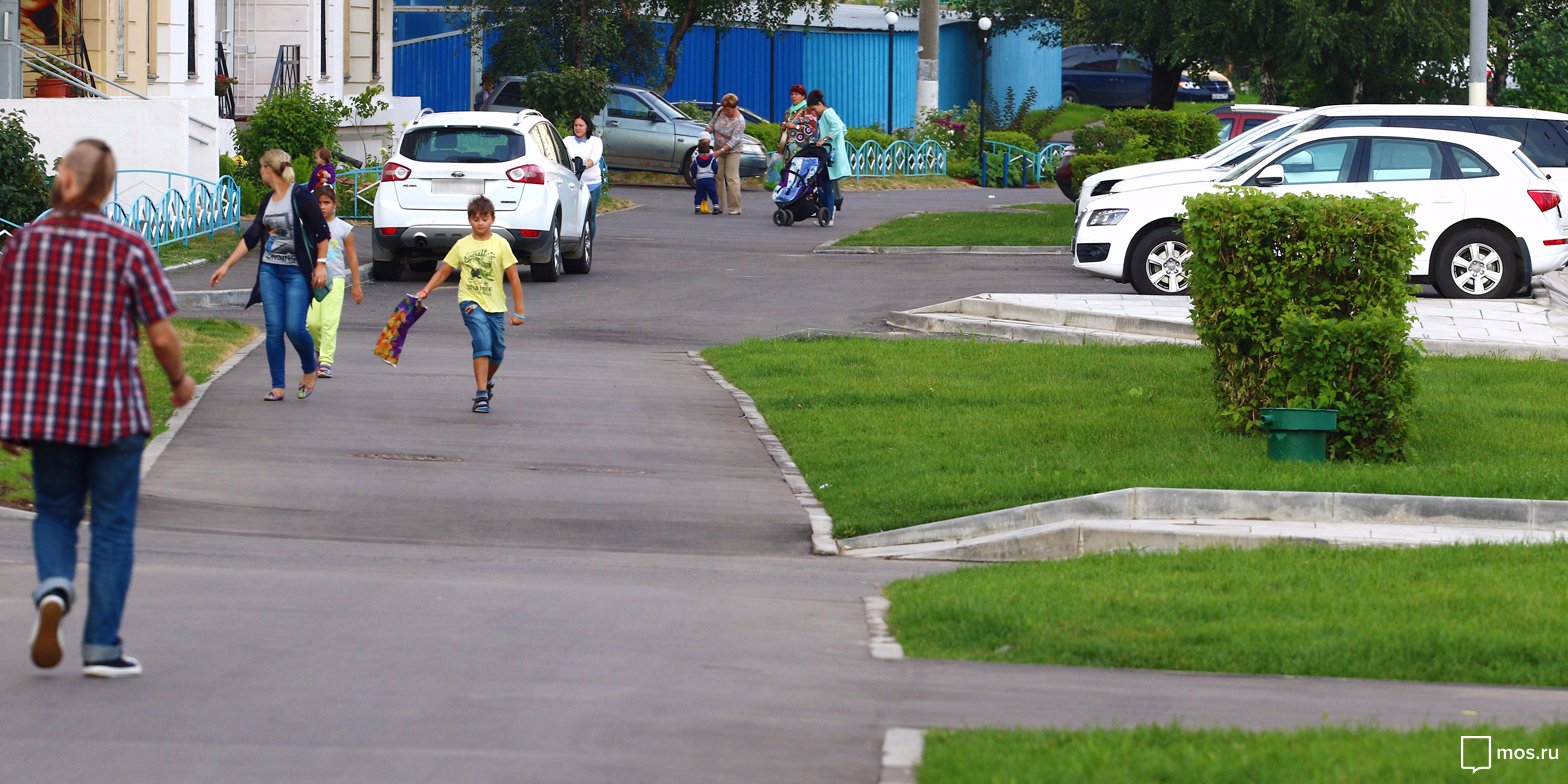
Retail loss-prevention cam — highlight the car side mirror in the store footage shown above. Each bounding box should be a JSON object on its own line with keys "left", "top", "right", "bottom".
{"left": 572, "top": 156, "right": 586, "bottom": 178}
{"left": 1255, "top": 164, "right": 1286, "bottom": 187}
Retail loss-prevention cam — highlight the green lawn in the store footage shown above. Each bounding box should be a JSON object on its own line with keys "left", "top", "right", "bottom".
{"left": 700, "top": 338, "right": 1568, "bottom": 538}
{"left": 921, "top": 724, "right": 1568, "bottom": 784}
{"left": 835, "top": 206, "right": 1075, "bottom": 247}
{"left": 887, "top": 543, "right": 1568, "bottom": 685}
{"left": 0, "top": 318, "right": 257, "bottom": 509}
{"left": 151, "top": 230, "right": 244, "bottom": 268}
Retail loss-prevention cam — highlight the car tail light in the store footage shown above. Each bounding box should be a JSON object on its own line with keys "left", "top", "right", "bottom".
{"left": 1527, "top": 190, "right": 1561, "bottom": 211}
{"left": 381, "top": 162, "right": 411, "bottom": 182}
{"left": 378, "top": 227, "right": 400, "bottom": 236}
{"left": 507, "top": 164, "right": 545, "bottom": 184}
{"left": 518, "top": 229, "right": 541, "bottom": 238}
{"left": 1546, "top": 238, "right": 1568, "bottom": 246}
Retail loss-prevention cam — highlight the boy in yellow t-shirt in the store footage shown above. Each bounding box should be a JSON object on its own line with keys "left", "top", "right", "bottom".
{"left": 414, "top": 196, "right": 526, "bottom": 413}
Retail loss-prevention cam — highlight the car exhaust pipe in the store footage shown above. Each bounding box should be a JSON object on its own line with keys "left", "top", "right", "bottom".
{"left": 413, "top": 232, "right": 428, "bottom": 248}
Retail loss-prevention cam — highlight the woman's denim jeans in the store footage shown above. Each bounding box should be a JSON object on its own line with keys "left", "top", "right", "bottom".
{"left": 258, "top": 261, "right": 317, "bottom": 388}
{"left": 585, "top": 183, "right": 602, "bottom": 240}
{"left": 31, "top": 433, "right": 147, "bottom": 662}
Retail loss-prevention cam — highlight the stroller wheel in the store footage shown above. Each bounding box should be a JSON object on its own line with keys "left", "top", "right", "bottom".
{"left": 783, "top": 211, "right": 796, "bottom": 226}
{"left": 816, "top": 207, "right": 831, "bottom": 227}
{"left": 773, "top": 208, "right": 789, "bottom": 226}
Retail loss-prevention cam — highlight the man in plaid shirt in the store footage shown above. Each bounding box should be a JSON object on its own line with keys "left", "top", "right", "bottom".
{"left": 0, "top": 140, "right": 195, "bottom": 678}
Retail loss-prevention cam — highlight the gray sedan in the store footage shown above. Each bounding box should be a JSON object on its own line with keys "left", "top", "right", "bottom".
{"left": 482, "top": 79, "right": 767, "bottom": 186}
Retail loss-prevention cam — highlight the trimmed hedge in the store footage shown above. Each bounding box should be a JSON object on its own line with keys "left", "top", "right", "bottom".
{"left": 1070, "top": 111, "right": 1219, "bottom": 193}
{"left": 1181, "top": 189, "right": 1422, "bottom": 462}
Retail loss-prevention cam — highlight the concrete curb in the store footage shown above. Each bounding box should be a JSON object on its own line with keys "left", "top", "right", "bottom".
{"left": 889, "top": 297, "right": 1568, "bottom": 361}
{"left": 878, "top": 728, "right": 926, "bottom": 784}
{"left": 687, "top": 351, "right": 839, "bottom": 555}
{"left": 839, "top": 486, "right": 1568, "bottom": 558}
{"left": 140, "top": 333, "right": 265, "bottom": 480}
{"left": 815, "top": 244, "right": 1070, "bottom": 256}
{"left": 163, "top": 257, "right": 215, "bottom": 273}
{"left": 597, "top": 200, "right": 642, "bottom": 216}
{"left": 862, "top": 596, "right": 905, "bottom": 660}
{"left": 176, "top": 288, "right": 251, "bottom": 308}
{"left": 1, "top": 332, "right": 264, "bottom": 523}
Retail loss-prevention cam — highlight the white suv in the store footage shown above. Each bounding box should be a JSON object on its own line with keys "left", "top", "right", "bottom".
{"left": 372, "top": 109, "right": 592, "bottom": 283}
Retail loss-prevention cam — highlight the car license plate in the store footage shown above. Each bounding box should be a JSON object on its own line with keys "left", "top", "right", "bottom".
{"left": 433, "top": 178, "right": 485, "bottom": 196}
{"left": 1211, "top": 93, "right": 1229, "bottom": 100}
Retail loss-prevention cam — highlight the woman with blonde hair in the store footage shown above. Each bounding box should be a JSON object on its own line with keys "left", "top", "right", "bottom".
{"left": 705, "top": 92, "right": 747, "bottom": 215}
{"left": 2, "top": 139, "right": 193, "bottom": 677}
{"left": 210, "top": 149, "right": 332, "bottom": 400}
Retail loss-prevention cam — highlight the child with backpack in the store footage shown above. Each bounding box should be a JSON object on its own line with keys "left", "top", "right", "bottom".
{"left": 689, "top": 133, "right": 720, "bottom": 215}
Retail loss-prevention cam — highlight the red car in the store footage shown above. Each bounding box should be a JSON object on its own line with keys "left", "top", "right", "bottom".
{"left": 1053, "top": 103, "right": 1299, "bottom": 201}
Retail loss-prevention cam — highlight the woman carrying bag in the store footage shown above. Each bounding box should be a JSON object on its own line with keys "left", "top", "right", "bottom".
{"left": 210, "top": 149, "right": 332, "bottom": 401}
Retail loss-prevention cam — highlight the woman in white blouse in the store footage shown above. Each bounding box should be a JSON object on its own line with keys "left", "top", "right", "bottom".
{"left": 562, "top": 114, "right": 604, "bottom": 241}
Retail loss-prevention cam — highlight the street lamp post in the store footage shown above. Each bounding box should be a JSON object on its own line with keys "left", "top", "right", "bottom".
{"left": 977, "top": 16, "right": 992, "bottom": 186}
{"left": 885, "top": 11, "right": 898, "bottom": 134}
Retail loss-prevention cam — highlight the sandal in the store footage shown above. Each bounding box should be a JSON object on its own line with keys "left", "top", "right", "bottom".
{"left": 472, "top": 391, "right": 490, "bottom": 413}
{"left": 263, "top": 390, "right": 284, "bottom": 401}
{"left": 297, "top": 384, "right": 314, "bottom": 400}
{"left": 317, "top": 362, "right": 333, "bottom": 379}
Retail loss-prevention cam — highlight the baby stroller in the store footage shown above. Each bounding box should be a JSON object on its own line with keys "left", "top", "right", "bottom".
{"left": 771, "top": 145, "right": 833, "bottom": 227}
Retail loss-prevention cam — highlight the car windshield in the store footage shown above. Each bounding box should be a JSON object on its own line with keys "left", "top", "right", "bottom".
{"left": 401, "top": 127, "right": 527, "bottom": 164}
{"left": 1217, "top": 136, "right": 1298, "bottom": 184}
{"left": 638, "top": 90, "right": 684, "bottom": 120}
{"left": 1199, "top": 114, "right": 1303, "bottom": 160}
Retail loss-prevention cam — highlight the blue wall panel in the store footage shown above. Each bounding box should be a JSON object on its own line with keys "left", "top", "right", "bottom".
{"left": 393, "top": 34, "right": 471, "bottom": 113}
{"left": 939, "top": 22, "right": 1060, "bottom": 112}
{"left": 939, "top": 24, "right": 977, "bottom": 111}
{"left": 652, "top": 25, "right": 806, "bottom": 123}
{"left": 802, "top": 30, "right": 917, "bottom": 130}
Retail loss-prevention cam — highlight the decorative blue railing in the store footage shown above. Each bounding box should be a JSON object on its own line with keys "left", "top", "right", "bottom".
{"left": 849, "top": 140, "right": 949, "bottom": 178}
{"left": 1, "top": 171, "right": 241, "bottom": 249}
{"left": 979, "top": 141, "right": 1071, "bottom": 188}
{"left": 335, "top": 167, "right": 381, "bottom": 220}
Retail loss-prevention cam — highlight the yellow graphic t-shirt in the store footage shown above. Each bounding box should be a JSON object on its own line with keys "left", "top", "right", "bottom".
{"left": 441, "top": 234, "right": 519, "bottom": 313}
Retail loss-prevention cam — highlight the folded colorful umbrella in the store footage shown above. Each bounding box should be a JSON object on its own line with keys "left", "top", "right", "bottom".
{"left": 372, "top": 294, "right": 428, "bottom": 366}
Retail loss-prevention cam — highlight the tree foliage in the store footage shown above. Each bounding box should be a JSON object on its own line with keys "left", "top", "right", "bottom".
{"left": 1513, "top": 12, "right": 1568, "bottom": 112}
{"left": 233, "top": 87, "right": 348, "bottom": 179}
{"left": 0, "top": 109, "right": 51, "bottom": 228}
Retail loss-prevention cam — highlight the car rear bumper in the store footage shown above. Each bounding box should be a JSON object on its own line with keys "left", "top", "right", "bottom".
{"left": 372, "top": 224, "right": 550, "bottom": 262}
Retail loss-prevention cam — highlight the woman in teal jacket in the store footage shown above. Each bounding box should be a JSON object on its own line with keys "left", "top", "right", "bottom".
{"left": 807, "top": 89, "right": 849, "bottom": 226}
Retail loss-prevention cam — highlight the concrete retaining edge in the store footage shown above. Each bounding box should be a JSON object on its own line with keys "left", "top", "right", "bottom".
{"left": 688, "top": 351, "right": 839, "bottom": 555}
{"left": 838, "top": 487, "right": 1568, "bottom": 555}
{"left": 176, "top": 288, "right": 251, "bottom": 308}
{"left": 878, "top": 728, "right": 926, "bottom": 784}
{"left": 815, "top": 244, "right": 1070, "bottom": 255}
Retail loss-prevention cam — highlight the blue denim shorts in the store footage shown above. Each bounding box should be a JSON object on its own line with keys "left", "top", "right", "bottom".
{"left": 460, "top": 300, "right": 506, "bottom": 362}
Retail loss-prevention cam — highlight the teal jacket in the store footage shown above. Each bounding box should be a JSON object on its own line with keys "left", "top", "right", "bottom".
{"left": 817, "top": 107, "right": 852, "bottom": 181}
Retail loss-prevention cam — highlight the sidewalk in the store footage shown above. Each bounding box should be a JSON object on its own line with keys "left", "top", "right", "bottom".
{"left": 890, "top": 270, "right": 1568, "bottom": 360}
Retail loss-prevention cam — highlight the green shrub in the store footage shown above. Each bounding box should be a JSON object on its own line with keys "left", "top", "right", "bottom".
{"left": 511, "top": 67, "right": 610, "bottom": 133}
{"left": 238, "top": 176, "right": 267, "bottom": 217}
{"left": 0, "top": 109, "right": 51, "bottom": 228}
{"left": 846, "top": 126, "right": 898, "bottom": 147}
{"left": 1515, "top": 15, "right": 1568, "bottom": 113}
{"left": 1278, "top": 313, "right": 1420, "bottom": 462}
{"left": 1182, "top": 189, "right": 1422, "bottom": 461}
{"left": 1108, "top": 109, "right": 1221, "bottom": 159}
{"left": 673, "top": 99, "right": 703, "bottom": 121}
{"left": 913, "top": 103, "right": 980, "bottom": 153}
{"left": 1071, "top": 124, "right": 1140, "bottom": 154}
{"left": 1070, "top": 137, "right": 1152, "bottom": 192}
{"left": 983, "top": 130, "right": 1037, "bottom": 151}
{"left": 749, "top": 121, "right": 783, "bottom": 149}
{"left": 233, "top": 87, "right": 348, "bottom": 179}
{"left": 947, "top": 157, "right": 978, "bottom": 180}
{"left": 1016, "top": 108, "right": 1061, "bottom": 145}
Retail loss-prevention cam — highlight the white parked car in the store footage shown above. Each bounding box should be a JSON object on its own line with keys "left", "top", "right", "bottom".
{"left": 372, "top": 109, "right": 593, "bottom": 283}
{"left": 1076, "top": 107, "right": 1307, "bottom": 206}
{"left": 1071, "top": 127, "right": 1568, "bottom": 299}
{"left": 1094, "top": 104, "right": 1568, "bottom": 207}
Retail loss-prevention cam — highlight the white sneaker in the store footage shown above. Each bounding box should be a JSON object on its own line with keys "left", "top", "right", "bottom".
{"left": 83, "top": 655, "right": 142, "bottom": 678}
{"left": 29, "top": 593, "right": 67, "bottom": 669}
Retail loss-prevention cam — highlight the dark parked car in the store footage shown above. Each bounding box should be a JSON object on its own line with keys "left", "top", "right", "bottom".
{"left": 1176, "top": 70, "right": 1236, "bottom": 102}
{"left": 1060, "top": 44, "right": 1151, "bottom": 108}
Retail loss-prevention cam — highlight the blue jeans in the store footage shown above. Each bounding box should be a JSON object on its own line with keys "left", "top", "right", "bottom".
{"left": 460, "top": 300, "right": 506, "bottom": 363}
{"left": 586, "top": 183, "right": 602, "bottom": 239}
{"left": 31, "top": 433, "right": 147, "bottom": 663}
{"left": 258, "top": 261, "right": 317, "bottom": 388}
{"left": 692, "top": 179, "right": 717, "bottom": 210}
{"left": 822, "top": 177, "right": 840, "bottom": 220}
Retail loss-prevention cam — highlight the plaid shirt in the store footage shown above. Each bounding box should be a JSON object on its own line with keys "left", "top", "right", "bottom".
{"left": 0, "top": 211, "right": 177, "bottom": 447}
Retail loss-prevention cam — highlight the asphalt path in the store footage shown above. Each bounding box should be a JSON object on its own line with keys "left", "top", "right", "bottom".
{"left": 3, "top": 184, "right": 1563, "bottom": 782}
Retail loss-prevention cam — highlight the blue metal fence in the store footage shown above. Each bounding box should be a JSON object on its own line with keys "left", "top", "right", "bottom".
{"left": 336, "top": 167, "right": 382, "bottom": 220}
{"left": 977, "top": 141, "right": 1070, "bottom": 187}
{"left": 848, "top": 140, "right": 948, "bottom": 178}
{"left": 1, "top": 171, "right": 241, "bottom": 250}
